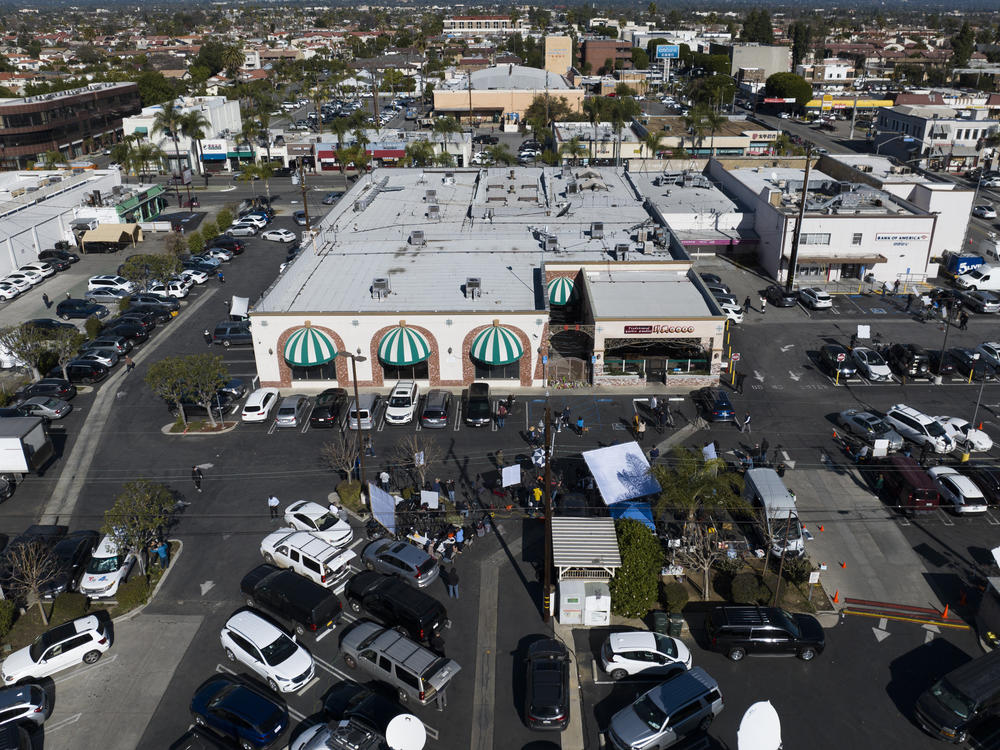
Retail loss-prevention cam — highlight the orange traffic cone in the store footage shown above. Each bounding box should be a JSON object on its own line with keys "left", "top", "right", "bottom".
{"left": 833, "top": 590, "right": 839, "bottom": 603}
{"left": 818, "top": 525, "right": 824, "bottom": 532}
{"left": 841, "top": 561, "right": 847, "bottom": 569}
{"left": 943, "top": 604, "right": 949, "bottom": 620}
{"left": 979, "top": 422, "right": 984, "bottom": 430}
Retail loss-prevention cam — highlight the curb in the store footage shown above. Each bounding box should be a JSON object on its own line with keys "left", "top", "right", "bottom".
{"left": 553, "top": 619, "right": 586, "bottom": 750}
{"left": 158, "top": 420, "right": 239, "bottom": 436}
{"left": 113, "top": 538, "right": 183, "bottom": 624}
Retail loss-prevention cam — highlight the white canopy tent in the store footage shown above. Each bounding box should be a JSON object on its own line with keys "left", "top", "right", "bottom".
{"left": 582, "top": 442, "right": 661, "bottom": 505}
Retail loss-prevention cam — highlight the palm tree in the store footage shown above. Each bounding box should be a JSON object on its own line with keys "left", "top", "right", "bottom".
{"left": 152, "top": 99, "right": 186, "bottom": 204}
{"left": 609, "top": 103, "right": 626, "bottom": 168}
{"left": 40, "top": 150, "right": 67, "bottom": 170}
{"left": 110, "top": 138, "right": 137, "bottom": 182}
{"left": 330, "top": 117, "right": 350, "bottom": 161}
{"left": 257, "top": 161, "right": 275, "bottom": 203}
{"left": 432, "top": 116, "right": 459, "bottom": 159}
{"left": 701, "top": 107, "right": 726, "bottom": 157}
{"left": 582, "top": 97, "right": 602, "bottom": 161}
{"left": 486, "top": 144, "right": 516, "bottom": 165}
{"left": 643, "top": 130, "right": 666, "bottom": 169}
{"left": 683, "top": 106, "right": 709, "bottom": 157}
{"left": 559, "top": 135, "right": 586, "bottom": 166}
{"left": 133, "top": 142, "right": 166, "bottom": 182}
{"left": 402, "top": 139, "right": 435, "bottom": 167}
{"left": 222, "top": 45, "right": 245, "bottom": 82}
{"left": 239, "top": 119, "right": 260, "bottom": 171}
{"left": 309, "top": 82, "right": 327, "bottom": 137}
{"left": 180, "top": 109, "right": 211, "bottom": 176}
{"left": 237, "top": 163, "right": 258, "bottom": 198}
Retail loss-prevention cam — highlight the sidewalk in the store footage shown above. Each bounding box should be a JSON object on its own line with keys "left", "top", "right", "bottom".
{"left": 792, "top": 465, "right": 943, "bottom": 610}
{"left": 554, "top": 619, "right": 587, "bottom": 750}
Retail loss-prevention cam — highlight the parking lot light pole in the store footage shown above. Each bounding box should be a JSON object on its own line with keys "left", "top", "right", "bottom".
{"left": 542, "top": 398, "right": 553, "bottom": 624}
{"left": 336, "top": 352, "right": 367, "bottom": 501}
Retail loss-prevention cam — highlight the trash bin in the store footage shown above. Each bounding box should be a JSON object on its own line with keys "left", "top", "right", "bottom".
{"left": 651, "top": 611, "right": 669, "bottom": 635}
{"left": 668, "top": 613, "right": 684, "bottom": 637}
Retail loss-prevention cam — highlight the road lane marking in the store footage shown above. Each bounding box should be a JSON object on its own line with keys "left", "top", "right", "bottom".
{"left": 53, "top": 654, "right": 118, "bottom": 684}
{"left": 46, "top": 713, "right": 81, "bottom": 732}
{"left": 297, "top": 676, "right": 319, "bottom": 695}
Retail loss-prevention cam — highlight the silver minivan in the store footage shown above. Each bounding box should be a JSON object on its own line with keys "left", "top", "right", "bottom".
{"left": 420, "top": 389, "right": 452, "bottom": 428}
{"left": 348, "top": 393, "right": 380, "bottom": 430}
{"left": 607, "top": 667, "right": 724, "bottom": 750}
{"left": 341, "top": 621, "right": 461, "bottom": 705}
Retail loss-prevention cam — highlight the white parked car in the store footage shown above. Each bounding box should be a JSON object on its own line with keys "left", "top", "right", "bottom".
{"left": 18, "top": 262, "right": 55, "bottom": 278}
{"left": 220, "top": 611, "right": 315, "bottom": 693}
{"left": 283, "top": 500, "right": 353, "bottom": 548}
{"left": 202, "top": 247, "right": 233, "bottom": 262}
{"left": 717, "top": 301, "right": 744, "bottom": 324}
{"left": 600, "top": 631, "right": 692, "bottom": 680}
{"left": 4, "top": 270, "right": 43, "bottom": 287}
{"left": 799, "top": 287, "right": 833, "bottom": 309}
{"left": 1, "top": 276, "right": 31, "bottom": 293}
{"left": 0, "top": 282, "right": 20, "bottom": 300}
{"left": 972, "top": 205, "right": 998, "bottom": 219}
{"left": 262, "top": 228, "right": 296, "bottom": 243}
{"left": 78, "top": 535, "right": 136, "bottom": 598}
{"left": 180, "top": 269, "right": 209, "bottom": 285}
{"left": 260, "top": 530, "right": 356, "bottom": 588}
{"left": 936, "top": 416, "right": 994, "bottom": 453}
{"left": 88, "top": 275, "right": 137, "bottom": 295}
{"left": 242, "top": 387, "right": 280, "bottom": 423}
{"left": 851, "top": 346, "right": 892, "bottom": 381}
{"left": 225, "top": 224, "right": 258, "bottom": 237}
{"left": 1, "top": 616, "right": 111, "bottom": 684}
{"left": 884, "top": 404, "right": 955, "bottom": 454}
{"left": 384, "top": 380, "right": 419, "bottom": 424}
{"left": 928, "top": 466, "right": 989, "bottom": 514}
{"left": 233, "top": 214, "right": 268, "bottom": 229}
{"left": 148, "top": 279, "right": 189, "bottom": 299}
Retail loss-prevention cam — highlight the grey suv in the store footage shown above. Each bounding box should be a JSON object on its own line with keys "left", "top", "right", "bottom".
{"left": 340, "top": 621, "right": 461, "bottom": 705}
{"left": 0, "top": 684, "right": 49, "bottom": 728}
{"left": 607, "top": 668, "right": 723, "bottom": 750}
{"left": 361, "top": 539, "right": 440, "bottom": 589}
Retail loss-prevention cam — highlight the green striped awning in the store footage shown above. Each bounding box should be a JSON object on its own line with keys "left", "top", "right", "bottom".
{"left": 547, "top": 276, "right": 576, "bottom": 306}
{"left": 284, "top": 325, "right": 336, "bottom": 367}
{"left": 378, "top": 323, "right": 431, "bottom": 366}
{"left": 470, "top": 322, "right": 524, "bottom": 366}
{"left": 133, "top": 126, "right": 148, "bottom": 135}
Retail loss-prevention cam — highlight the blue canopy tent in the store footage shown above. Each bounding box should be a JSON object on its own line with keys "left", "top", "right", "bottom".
{"left": 607, "top": 501, "right": 656, "bottom": 531}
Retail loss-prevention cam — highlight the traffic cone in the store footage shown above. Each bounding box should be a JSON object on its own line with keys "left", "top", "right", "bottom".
{"left": 979, "top": 422, "right": 984, "bottom": 430}
{"left": 833, "top": 590, "right": 839, "bottom": 603}
{"left": 943, "top": 604, "right": 949, "bottom": 620}
{"left": 818, "top": 525, "right": 824, "bottom": 532}
{"left": 841, "top": 561, "right": 847, "bottom": 568}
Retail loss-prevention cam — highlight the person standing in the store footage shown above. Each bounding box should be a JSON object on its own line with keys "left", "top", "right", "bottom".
{"left": 576, "top": 416, "right": 585, "bottom": 435}
{"left": 649, "top": 394, "right": 658, "bottom": 412}
{"left": 496, "top": 403, "right": 507, "bottom": 427}
{"left": 892, "top": 279, "right": 900, "bottom": 295}
{"left": 447, "top": 479, "right": 456, "bottom": 505}
{"left": 454, "top": 526, "right": 464, "bottom": 553}
{"left": 125, "top": 355, "right": 135, "bottom": 374}
{"left": 191, "top": 465, "right": 203, "bottom": 493}
{"left": 636, "top": 419, "right": 646, "bottom": 442}
{"left": 527, "top": 425, "right": 537, "bottom": 446}
{"left": 155, "top": 539, "right": 169, "bottom": 569}
{"left": 217, "top": 270, "right": 225, "bottom": 284}
{"left": 741, "top": 412, "right": 752, "bottom": 433}
{"left": 203, "top": 328, "right": 213, "bottom": 346}
{"left": 440, "top": 566, "right": 452, "bottom": 596}
{"left": 268, "top": 494, "right": 280, "bottom": 519}
{"left": 505, "top": 394, "right": 514, "bottom": 413}
{"left": 736, "top": 371, "right": 746, "bottom": 395}
{"left": 447, "top": 566, "right": 459, "bottom": 598}
{"left": 760, "top": 297, "right": 767, "bottom": 315}
{"left": 960, "top": 312, "right": 969, "bottom": 330}
{"left": 743, "top": 295, "right": 751, "bottom": 314}
{"left": 906, "top": 293, "right": 914, "bottom": 312}
{"left": 379, "top": 469, "right": 390, "bottom": 491}
{"left": 42, "top": 293, "right": 50, "bottom": 309}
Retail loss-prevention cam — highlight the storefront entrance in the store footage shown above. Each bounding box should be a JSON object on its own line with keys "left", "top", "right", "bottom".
{"left": 603, "top": 338, "right": 709, "bottom": 383}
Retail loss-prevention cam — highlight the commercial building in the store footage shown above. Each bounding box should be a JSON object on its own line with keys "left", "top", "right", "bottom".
{"left": 0, "top": 82, "right": 141, "bottom": 169}
{"left": 553, "top": 122, "right": 643, "bottom": 165}
{"left": 545, "top": 36, "right": 573, "bottom": 76}
{"left": 580, "top": 39, "right": 633, "bottom": 74}
{"left": 712, "top": 43, "right": 791, "bottom": 79}
{"left": 443, "top": 16, "right": 526, "bottom": 36}
{"left": 795, "top": 59, "right": 856, "bottom": 87}
{"left": 873, "top": 104, "right": 999, "bottom": 173}
{"left": 433, "top": 65, "right": 585, "bottom": 127}
{"left": 248, "top": 167, "right": 728, "bottom": 391}
{"left": 307, "top": 129, "right": 472, "bottom": 171}
{"left": 712, "top": 162, "right": 939, "bottom": 286}
{"left": 0, "top": 168, "right": 162, "bottom": 277}
{"left": 640, "top": 117, "right": 780, "bottom": 158}
{"left": 122, "top": 96, "right": 243, "bottom": 175}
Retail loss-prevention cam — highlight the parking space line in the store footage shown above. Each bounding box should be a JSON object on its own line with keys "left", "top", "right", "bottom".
{"left": 936, "top": 509, "right": 955, "bottom": 526}
{"left": 301, "top": 409, "right": 312, "bottom": 434}
{"left": 314, "top": 627, "right": 335, "bottom": 642}
{"left": 297, "top": 676, "right": 320, "bottom": 696}
{"left": 454, "top": 404, "right": 462, "bottom": 431}
{"left": 986, "top": 510, "right": 1000, "bottom": 526}
{"left": 53, "top": 654, "right": 117, "bottom": 685}
{"left": 267, "top": 421, "right": 277, "bottom": 435}
{"left": 312, "top": 654, "right": 353, "bottom": 683}
{"left": 45, "top": 713, "right": 81, "bottom": 733}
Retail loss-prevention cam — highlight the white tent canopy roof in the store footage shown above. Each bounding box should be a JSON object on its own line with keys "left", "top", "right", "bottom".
{"left": 582, "top": 442, "right": 661, "bottom": 506}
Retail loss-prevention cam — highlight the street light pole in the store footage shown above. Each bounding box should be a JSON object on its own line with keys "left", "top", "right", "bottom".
{"left": 336, "top": 352, "right": 368, "bottom": 502}
{"left": 298, "top": 157, "right": 312, "bottom": 232}
{"left": 542, "top": 398, "right": 553, "bottom": 623}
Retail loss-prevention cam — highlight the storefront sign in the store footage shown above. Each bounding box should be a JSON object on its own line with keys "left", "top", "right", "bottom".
{"left": 201, "top": 139, "right": 227, "bottom": 161}
{"left": 875, "top": 232, "right": 929, "bottom": 245}
{"left": 748, "top": 131, "right": 777, "bottom": 141}
{"left": 624, "top": 325, "right": 696, "bottom": 335}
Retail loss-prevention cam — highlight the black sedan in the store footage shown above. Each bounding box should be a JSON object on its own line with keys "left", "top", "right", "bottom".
{"left": 103, "top": 319, "right": 149, "bottom": 343}
{"left": 48, "top": 361, "right": 109, "bottom": 384}
{"left": 310, "top": 388, "right": 348, "bottom": 428}
{"left": 765, "top": 284, "right": 798, "bottom": 307}
{"left": 927, "top": 349, "right": 958, "bottom": 377}
{"left": 693, "top": 387, "right": 736, "bottom": 422}
{"left": 40, "top": 530, "right": 99, "bottom": 599}
{"left": 15, "top": 378, "right": 76, "bottom": 401}
{"left": 948, "top": 347, "right": 997, "bottom": 381}
{"left": 55, "top": 299, "right": 109, "bottom": 321}
{"left": 525, "top": 638, "right": 570, "bottom": 731}
{"left": 818, "top": 344, "right": 857, "bottom": 378}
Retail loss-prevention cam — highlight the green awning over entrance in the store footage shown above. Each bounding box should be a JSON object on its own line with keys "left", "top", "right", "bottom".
{"left": 133, "top": 126, "right": 148, "bottom": 134}
{"left": 284, "top": 325, "right": 336, "bottom": 367}
{"left": 378, "top": 323, "right": 431, "bottom": 366}
{"left": 470, "top": 322, "right": 524, "bottom": 366}
{"left": 547, "top": 276, "right": 576, "bottom": 306}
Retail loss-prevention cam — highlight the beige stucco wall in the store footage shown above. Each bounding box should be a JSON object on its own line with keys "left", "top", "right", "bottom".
{"left": 434, "top": 88, "right": 585, "bottom": 119}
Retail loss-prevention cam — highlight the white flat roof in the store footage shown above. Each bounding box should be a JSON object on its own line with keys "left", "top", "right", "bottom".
{"left": 630, "top": 172, "right": 743, "bottom": 215}
{"left": 586, "top": 268, "right": 714, "bottom": 319}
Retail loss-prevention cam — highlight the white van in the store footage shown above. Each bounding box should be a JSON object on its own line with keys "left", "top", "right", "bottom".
{"left": 955, "top": 265, "right": 1000, "bottom": 292}
{"left": 743, "top": 468, "right": 805, "bottom": 558}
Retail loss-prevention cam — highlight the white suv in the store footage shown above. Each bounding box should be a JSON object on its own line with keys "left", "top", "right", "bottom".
{"left": 884, "top": 404, "right": 955, "bottom": 454}
{"left": 78, "top": 535, "right": 136, "bottom": 598}
{"left": 260, "top": 530, "right": 356, "bottom": 588}
{"left": 88, "top": 275, "right": 137, "bottom": 295}
{"left": 384, "top": 380, "right": 419, "bottom": 424}
{"left": 1, "top": 616, "right": 111, "bottom": 684}
{"left": 219, "top": 610, "right": 314, "bottom": 693}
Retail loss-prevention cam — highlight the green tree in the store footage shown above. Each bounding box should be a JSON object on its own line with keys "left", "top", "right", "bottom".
{"left": 652, "top": 447, "right": 744, "bottom": 526}
{"left": 119, "top": 254, "right": 181, "bottom": 290}
{"left": 40, "top": 150, "right": 67, "bottom": 170}
{"left": 185, "top": 353, "right": 229, "bottom": 427}
{"left": 102, "top": 479, "right": 175, "bottom": 576}
{"left": 152, "top": 99, "right": 186, "bottom": 196}
{"left": 187, "top": 231, "right": 205, "bottom": 255}
{"left": 0, "top": 325, "right": 50, "bottom": 379}
{"left": 145, "top": 358, "right": 189, "bottom": 424}
{"left": 257, "top": 161, "right": 275, "bottom": 204}
{"left": 485, "top": 144, "right": 516, "bottom": 165}
{"left": 559, "top": 135, "right": 587, "bottom": 165}
{"left": 221, "top": 45, "right": 244, "bottom": 81}
{"left": 49, "top": 328, "right": 87, "bottom": 380}
{"left": 199, "top": 217, "right": 218, "bottom": 239}
{"left": 215, "top": 208, "right": 233, "bottom": 230}
{"left": 789, "top": 22, "right": 813, "bottom": 68}
{"left": 765, "top": 72, "right": 813, "bottom": 107}
{"left": 431, "top": 116, "right": 460, "bottom": 157}
{"left": 631, "top": 47, "right": 649, "bottom": 70}
{"left": 133, "top": 142, "right": 166, "bottom": 181}
{"left": 180, "top": 109, "right": 211, "bottom": 175}
{"left": 951, "top": 22, "right": 975, "bottom": 68}
{"left": 741, "top": 8, "right": 774, "bottom": 44}
{"left": 608, "top": 519, "right": 663, "bottom": 618}
{"left": 134, "top": 71, "right": 176, "bottom": 107}
{"left": 523, "top": 94, "right": 576, "bottom": 137}
{"left": 643, "top": 129, "right": 666, "bottom": 167}
{"left": 402, "top": 139, "right": 435, "bottom": 167}
{"left": 164, "top": 232, "right": 187, "bottom": 257}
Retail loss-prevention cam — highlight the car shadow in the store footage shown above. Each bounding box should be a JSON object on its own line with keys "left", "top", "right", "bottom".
{"left": 886, "top": 638, "right": 971, "bottom": 727}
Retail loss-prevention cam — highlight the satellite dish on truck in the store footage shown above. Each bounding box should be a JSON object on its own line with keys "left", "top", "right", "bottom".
{"left": 738, "top": 700, "right": 782, "bottom": 750}
{"left": 385, "top": 714, "right": 426, "bottom": 750}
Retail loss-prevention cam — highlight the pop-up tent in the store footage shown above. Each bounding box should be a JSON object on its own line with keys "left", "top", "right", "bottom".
{"left": 582, "top": 442, "right": 661, "bottom": 531}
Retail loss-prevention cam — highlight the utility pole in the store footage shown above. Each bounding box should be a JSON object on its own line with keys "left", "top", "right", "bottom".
{"left": 467, "top": 70, "right": 473, "bottom": 127}
{"left": 298, "top": 156, "right": 311, "bottom": 232}
{"left": 848, "top": 91, "right": 860, "bottom": 141}
{"left": 785, "top": 144, "right": 813, "bottom": 294}
{"left": 542, "top": 400, "right": 553, "bottom": 623}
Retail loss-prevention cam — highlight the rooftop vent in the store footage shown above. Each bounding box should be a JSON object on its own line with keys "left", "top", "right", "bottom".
{"left": 637, "top": 228, "right": 648, "bottom": 244}
{"left": 372, "top": 277, "right": 390, "bottom": 300}
{"left": 428, "top": 204, "right": 440, "bottom": 219}
{"left": 591, "top": 222, "right": 604, "bottom": 239}
{"left": 545, "top": 237, "right": 558, "bottom": 252}
{"left": 566, "top": 180, "right": 577, "bottom": 194}
{"left": 409, "top": 230, "right": 425, "bottom": 246}
{"left": 424, "top": 189, "right": 437, "bottom": 202}
{"left": 509, "top": 169, "right": 516, "bottom": 180}
{"left": 465, "top": 277, "right": 482, "bottom": 299}
{"left": 614, "top": 242, "right": 630, "bottom": 259}
{"left": 442, "top": 173, "right": 455, "bottom": 185}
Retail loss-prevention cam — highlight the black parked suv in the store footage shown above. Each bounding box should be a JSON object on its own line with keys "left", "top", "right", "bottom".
{"left": 764, "top": 284, "right": 798, "bottom": 307}
{"left": 465, "top": 382, "right": 491, "bottom": 427}
{"left": 344, "top": 571, "right": 448, "bottom": 643}
{"left": 705, "top": 605, "right": 825, "bottom": 662}
{"left": 886, "top": 343, "right": 932, "bottom": 379}
{"left": 241, "top": 564, "right": 343, "bottom": 637}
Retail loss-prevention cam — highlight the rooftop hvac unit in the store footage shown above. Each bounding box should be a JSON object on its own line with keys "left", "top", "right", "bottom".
{"left": 409, "top": 230, "right": 425, "bottom": 246}
{"left": 591, "top": 222, "right": 604, "bottom": 239}
{"left": 112, "top": 185, "right": 123, "bottom": 196}
{"left": 637, "top": 228, "right": 648, "bottom": 243}
{"left": 442, "top": 173, "right": 455, "bottom": 185}
{"left": 465, "top": 277, "right": 482, "bottom": 299}
{"left": 509, "top": 169, "right": 516, "bottom": 180}
{"left": 566, "top": 180, "right": 577, "bottom": 194}
{"left": 424, "top": 189, "right": 437, "bottom": 201}
{"left": 372, "top": 277, "right": 390, "bottom": 299}
{"left": 545, "top": 237, "right": 558, "bottom": 251}
{"left": 653, "top": 226, "right": 666, "bottom": 243}
{"left": 614, "top": 242, "right": 630, "bottom": 258}
{"left": 428, "top": 204, "right": 440, "bottom": 219}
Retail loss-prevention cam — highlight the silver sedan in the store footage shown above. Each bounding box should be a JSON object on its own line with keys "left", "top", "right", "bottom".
{"left": 837, "top": 409, "right": 904, "bottom": 451}
{"left": 17, "top": 396, "right": 72, "bottom": 420}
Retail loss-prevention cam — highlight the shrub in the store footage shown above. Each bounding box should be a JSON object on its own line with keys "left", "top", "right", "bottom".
{"left": 609, "top": 519, "right": 663, "bottom": 618}
{"left": 0, "top": 599, "right": 15, "bottom": 639}
{"left": 732, "top": 572, "right": 768, "bottom": 604}
{"left": 50, "top": 592, "right": 88, "bottom": 624}
{"left": 114, "top": 577, "right": 150, "bottom": 612}
{"left": 84, "top": 315, "right": 104, "bottom": 340}
{"left": 713, "top": 555, "right": 745, "bottom": 577}
{"left": 782, "top": 555, "right": 813, "bottom": 586}
{"left": 336, "top": 480, "right": 364, "bottom": 513}
{"left": 662, "top": 581, "right": 689, "bottom": 614}
{"left": 215, "top": 208, "right": 233, "bottom": 229}
{"left": 188, "top": 231, "right": 205, "bottom": 255}
{"left": 200, "top": 218, "right": 217, "bottom": 238}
